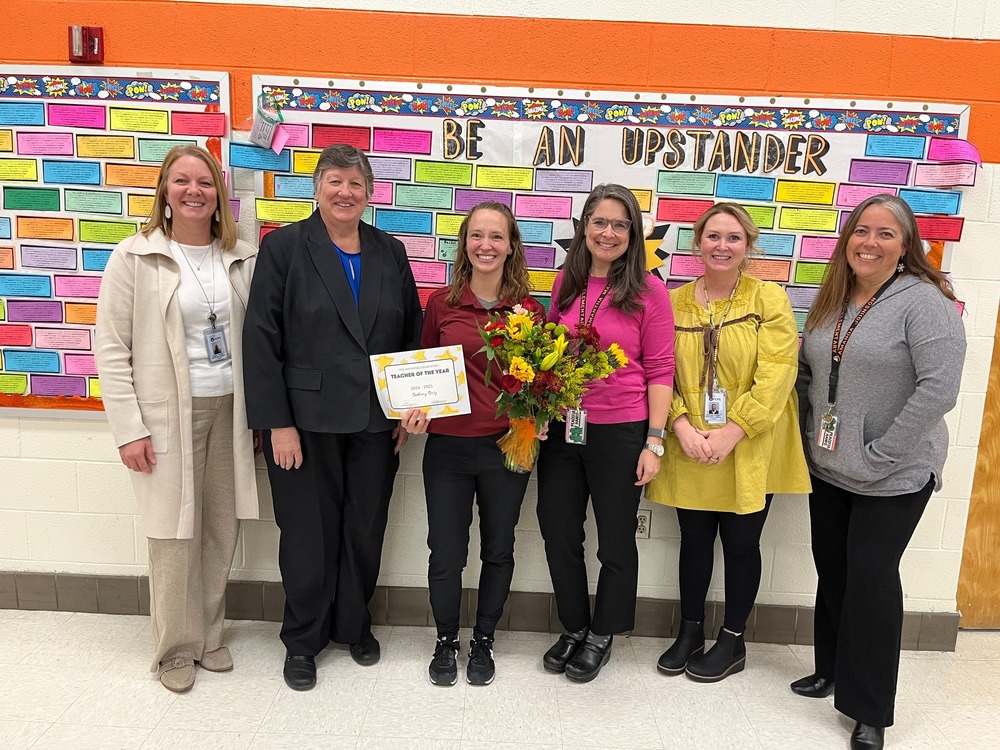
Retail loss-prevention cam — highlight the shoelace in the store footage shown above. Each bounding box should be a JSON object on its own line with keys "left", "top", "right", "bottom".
{"left": 433, "top": 638, "right": 459, "bottom": 660}
{"left": 469, "top": 638, "right": 494, "bottom": 663}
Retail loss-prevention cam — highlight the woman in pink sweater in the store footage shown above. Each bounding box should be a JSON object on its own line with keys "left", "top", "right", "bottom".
{"left": 536, "top": 184, "right": 675, "bottom": 683}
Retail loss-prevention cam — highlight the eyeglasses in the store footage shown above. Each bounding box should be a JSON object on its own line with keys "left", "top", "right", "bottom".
{"left": 588, "top": 217, "right": 631, "bottom": 235}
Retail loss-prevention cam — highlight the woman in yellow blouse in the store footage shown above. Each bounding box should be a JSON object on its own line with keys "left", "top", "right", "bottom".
{"left": 645, "top": 202, "right": 810, "bottom": 682}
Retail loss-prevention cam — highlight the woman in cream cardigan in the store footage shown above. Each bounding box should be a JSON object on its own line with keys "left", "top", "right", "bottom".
{"left": 96, "top": 145, "right": 259, "bottom": 693}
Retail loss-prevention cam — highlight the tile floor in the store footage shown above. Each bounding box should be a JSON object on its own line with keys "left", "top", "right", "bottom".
{"left": 1, "top": 609, "right": 998, "bottom": 749}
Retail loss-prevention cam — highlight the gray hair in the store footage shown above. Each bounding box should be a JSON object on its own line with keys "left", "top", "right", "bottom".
{"left": 312, "top": 144, "right": 374, "bottom": 198}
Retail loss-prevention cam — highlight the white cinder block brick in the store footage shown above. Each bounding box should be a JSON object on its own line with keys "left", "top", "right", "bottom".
{"left": 760, "top": 493, "right": 811, "bottom": 546}
{"left": 901, "top": 549, "right": 963, "bottom": 601}
{"left": 401, "top": 475, "right": 428, "bottom": 526}
{"left": 133, "top": 518, "right": 148, "bottom": 569}
{"left": 0, "top": 418, "right": 20, "bottom": 457}
{"left": 954, "top": 1, "right": 987, "bottom": 38}
{"left": 973, "top": 281, "right": 1000, "bottom": 337}
{"left": 515, "top": 481, "right": 540, "bottom": 533}
{"left": 941, "top": 499, "right": 971, "bottom": 550}
{"left": 960, "top": 164, "right": 992, "bottom": 219}
{"left": 637, "top": 537, "right": 680, "bottom": 588}
{"left": 957, "top": 392, "right": 986, "bottom": 447}
{"left": 835, "top": 0, "right": 963, "bottom": 36}
{"left": 0, "top": 458, "right": 78, "bottom": 511}
{"left": 76, "top": 463, "right": 137, "bottom": 514}
{"left": 908, "top": 496, "right": 946, "bottom": 549}
{"left": 948, "top": 221, "right": 999, "bottom": 281}
{"left": 18, "top": 420, "right": 119, "bottom": 462}
{"left": 26, "top": 513, "right": 136, "bottom": 564}
{"left": 940, "top": 445, "right": 980, "bottom": 499}
{"left": 0, "top": 510, "right": 30, "bottom": 560}
{"left": 959, "top": 336, "right": 994, "bottom": 393}
{"left": 770, "top": 544, "right": 818, "bottom": 595}
{"left": 240, "top": 520, "right": 280, "bottom": 573}
{"left": 397, "top": 434, "right": 425, "bottom": 475}
{"left": 380, "top": 523, "right": 431, "bottom": 578}
{"left": 386, "top": 475, "right": 406, "bottom": 526}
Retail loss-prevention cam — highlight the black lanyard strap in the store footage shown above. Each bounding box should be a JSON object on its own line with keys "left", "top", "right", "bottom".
{"left": 827, "top": 272, "right": 899, "bottom": 406}
{"left": 579, "top": 282, "right": 613, "bottom": 327}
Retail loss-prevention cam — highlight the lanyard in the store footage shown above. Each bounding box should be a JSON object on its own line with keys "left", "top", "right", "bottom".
{"left": 579, "top": 281, "right": 613, "bottom": 327}
{"left": 700, "top": 274, "right": 740, "bottom": 396}
{"left": 827, "top": 273, "right": 899, "bottom": 407}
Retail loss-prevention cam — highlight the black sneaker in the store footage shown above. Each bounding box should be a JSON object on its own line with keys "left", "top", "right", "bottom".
{"left": 428, "top": 636, "right": 459, "bottom": 686}
{"left": 467, "top": 635, "right": 495, "bottom": 685}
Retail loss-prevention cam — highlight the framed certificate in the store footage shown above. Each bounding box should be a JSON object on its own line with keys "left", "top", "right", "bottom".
{"left": 370, "top": 345, "right": 472, "bottom": 419}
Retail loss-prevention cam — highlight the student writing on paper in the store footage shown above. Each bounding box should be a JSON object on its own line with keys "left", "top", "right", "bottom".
{"left": 400, "top": 201, "right": 544, "bottom": 687}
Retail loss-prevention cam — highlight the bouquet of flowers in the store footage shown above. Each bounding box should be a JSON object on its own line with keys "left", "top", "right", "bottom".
{"left": 479, "top": 301, "right": 628, "bottom": 473}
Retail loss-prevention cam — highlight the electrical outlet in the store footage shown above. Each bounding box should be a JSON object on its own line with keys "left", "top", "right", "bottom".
{"left": 636, "top": 509, "right": 651, "bottom": 539}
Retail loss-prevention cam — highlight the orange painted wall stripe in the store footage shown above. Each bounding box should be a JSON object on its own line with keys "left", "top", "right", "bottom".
{"left": 5, "top": 1, "right": 1000, "bottom": 159}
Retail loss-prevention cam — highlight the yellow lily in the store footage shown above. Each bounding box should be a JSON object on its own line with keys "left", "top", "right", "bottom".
{"left": 539, "top": 333, "right": 567, "bottom": 371}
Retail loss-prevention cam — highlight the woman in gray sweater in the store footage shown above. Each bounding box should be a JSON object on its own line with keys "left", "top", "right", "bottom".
{"left": 792, "top": 194, "right": 966, "bottom": 750}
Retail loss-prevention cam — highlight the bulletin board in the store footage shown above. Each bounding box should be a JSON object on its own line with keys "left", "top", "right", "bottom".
{"left": 0, "top": 67, "right": 230, "bottom": 413}
{"left": 243, "top": 77, "right": 973, "bottom": 332}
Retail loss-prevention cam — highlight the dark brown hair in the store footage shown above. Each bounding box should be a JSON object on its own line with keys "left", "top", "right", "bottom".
{"left": 554, "top": 184, "right": 648, "bottom": 314}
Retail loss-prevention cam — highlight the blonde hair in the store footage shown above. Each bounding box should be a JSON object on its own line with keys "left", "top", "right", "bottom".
{"left": 142, "top": 145, "right": 238, "bottom": 250}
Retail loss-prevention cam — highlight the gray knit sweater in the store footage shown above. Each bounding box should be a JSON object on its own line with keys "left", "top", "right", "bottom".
{"left": 797, "top": 274, "right": 967, "bottom": 497}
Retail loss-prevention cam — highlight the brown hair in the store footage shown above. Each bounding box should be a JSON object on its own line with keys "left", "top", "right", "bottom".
{"left": 142, "top": 145, "right": 237, "bottom": 250}
{"left": 804, "top": 194, "right": 956, "bottom": 331}
{"left": 447, "top": 201, "right": 531, "bottom": 307}
{"left": 554, "top": 184, "right": 649, "bottom": 314}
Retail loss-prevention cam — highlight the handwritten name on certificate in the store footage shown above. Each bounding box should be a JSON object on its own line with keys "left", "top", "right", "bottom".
{"left": 370, "top": 346, "right": 472, "bottom": 419}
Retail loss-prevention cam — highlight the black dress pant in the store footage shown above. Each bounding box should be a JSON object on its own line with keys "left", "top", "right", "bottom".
{"left": 265, "top": 428, "right": 398, "bottom": 655}
{"left": 423, "top": 432, "right": 531, "bottom": 638}
{"left": 808, "top": 473, "right": 934, "bottom": 728}
{"left": 536, "top": 420, "right": 646, "bottom": 635}
{"left": 676, "top": 495, "right": 773, "bottom": 633}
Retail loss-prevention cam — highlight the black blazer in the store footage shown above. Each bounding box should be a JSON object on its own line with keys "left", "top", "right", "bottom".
{"left": 243, "top": 211, "right": 422, "bottom": 433}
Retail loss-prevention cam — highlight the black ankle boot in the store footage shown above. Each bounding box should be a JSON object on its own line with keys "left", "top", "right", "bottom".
{"left": 542, "top": 627, "right": 588, "bottom": 674}
{"left": 850, "top": 722, "right": 885, "bottom": 750}
{"left": 685, "top": 628, "right": 746, "bottom": 683}
{"left": 565, "top": 633, "right": 612, "bottom": 683}
{"left": 657, "top": 618, "right": 704, "bottom": 675}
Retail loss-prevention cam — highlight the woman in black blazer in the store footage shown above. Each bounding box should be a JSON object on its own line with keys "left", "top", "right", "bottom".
{"left": 243, "top": 144, "right": 422, "bottom": 691}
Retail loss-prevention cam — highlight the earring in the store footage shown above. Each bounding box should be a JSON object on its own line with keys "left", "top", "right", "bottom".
{"left": 897, "top": 260, "right": 906, "bottom": 273}
{"left": 214, "top": 209, "right": 221, "bottom": 222}
{"left": 164, "top": 204, "right": 171, "bottom": 219}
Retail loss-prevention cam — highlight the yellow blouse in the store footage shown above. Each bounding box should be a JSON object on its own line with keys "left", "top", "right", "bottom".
{"left": 645, "top": 274, "right": 811, "bottom": 514}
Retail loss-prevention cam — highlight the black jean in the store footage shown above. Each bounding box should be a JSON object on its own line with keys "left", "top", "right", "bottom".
{"left": 675, "top": 495, "right": 773, "bottom": 633}
{"left": 423, "top": 432, "right": 531, "bottom": 638}
{"left": 808, "top": 473, "right": 934, "bottom": 728}
{"left": 536, "top": 420, "right": 646, "bottom": 635}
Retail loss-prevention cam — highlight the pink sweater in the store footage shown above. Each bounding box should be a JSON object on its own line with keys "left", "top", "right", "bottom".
{"left": 548, "top": 273, "right": 675, "bottom": 424}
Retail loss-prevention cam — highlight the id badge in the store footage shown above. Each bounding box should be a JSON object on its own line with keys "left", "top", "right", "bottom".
{"left": 817, "top": 412, "right": 838, "bottom": 451}
{"left": 703, "top": 387, "right": 727, "bottom": 425}
{"left": 565, "top": 408, "right": 587, "bottom": 445}
{"left": 204, "top": 326, "right": 230, "bottom": 363}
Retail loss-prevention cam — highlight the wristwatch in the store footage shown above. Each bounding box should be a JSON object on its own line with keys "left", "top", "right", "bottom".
{"left": 647, "top": 427, "right": 666, "bottom": 440}
{"left": 643, "top": 442, "right": 665, "bottom": 457}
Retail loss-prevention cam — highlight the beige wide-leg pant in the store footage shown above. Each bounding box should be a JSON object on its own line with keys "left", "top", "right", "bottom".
{"left": 147, "top": 394, "right": 240, "bottom": 671}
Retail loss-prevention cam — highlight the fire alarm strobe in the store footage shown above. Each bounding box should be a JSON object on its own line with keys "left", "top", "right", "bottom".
{"left": 69, "top": 26, "right": 104, "bottom": 64}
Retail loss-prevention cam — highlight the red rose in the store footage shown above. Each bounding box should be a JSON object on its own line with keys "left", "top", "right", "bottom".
{"left": 490, "top": 336, "right": 504, "bottom": 348}
{"left": 501, "top": 374, "right": 522, "bottom": 394}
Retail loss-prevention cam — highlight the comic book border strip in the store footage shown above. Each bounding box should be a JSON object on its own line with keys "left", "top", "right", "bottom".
{"left": 260, "top": 87, "right": 960, "bottom": 137}
{"left": 0, "top": 75, "right": 222, "bottom": 104}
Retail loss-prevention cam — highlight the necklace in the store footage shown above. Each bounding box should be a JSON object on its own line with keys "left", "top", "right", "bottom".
{"left": 700, "top": 273, "right": 741, "bottom": 394}
{"left": 173, "top": 239, "right": 219, "bottom": 327}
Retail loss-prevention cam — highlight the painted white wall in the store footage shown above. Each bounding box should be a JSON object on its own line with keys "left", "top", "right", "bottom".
{"left": 3, "top": 156, "right": 993, "bottom": 612}
{"left": 2, "top": 1, "right": 996, "bottom": 615}
{"left": 174, "top": 0, "right": 1000, "bottom": 40}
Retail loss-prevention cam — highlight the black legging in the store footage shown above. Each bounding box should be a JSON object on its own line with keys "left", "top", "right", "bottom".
{"left": 675, "top": 495, "right": 773, "bottom": 633}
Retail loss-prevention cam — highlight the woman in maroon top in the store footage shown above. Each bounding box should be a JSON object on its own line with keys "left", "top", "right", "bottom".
{"left": 401, "top": 201, "right": 544, "bottom": 687}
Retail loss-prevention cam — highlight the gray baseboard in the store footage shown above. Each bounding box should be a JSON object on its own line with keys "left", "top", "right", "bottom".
{"left": 0, "top": 571, "right": 960, "bottom": 651}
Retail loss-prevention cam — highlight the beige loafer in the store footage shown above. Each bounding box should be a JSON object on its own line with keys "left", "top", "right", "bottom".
{"left": 199, "top": 646, "right": 233, "bottom": 673}
{"left": 159, "top": 657, "right": 195, "bottom": 693}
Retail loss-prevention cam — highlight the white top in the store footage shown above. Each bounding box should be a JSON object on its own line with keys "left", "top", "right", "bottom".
{"left": 173, "top": 240, "right": 234, "bottom": 397}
